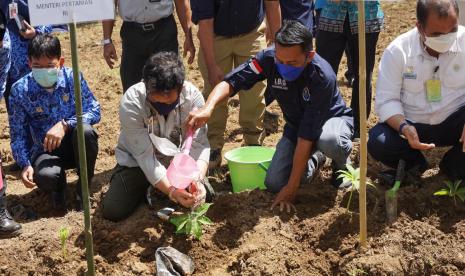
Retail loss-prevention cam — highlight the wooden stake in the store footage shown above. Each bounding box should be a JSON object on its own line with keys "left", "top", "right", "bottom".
{"left": 357, "top": 0, "right": 368, "bottom": 248}
{"left": 69, "top": 22, "right": 96, "bottom": 275}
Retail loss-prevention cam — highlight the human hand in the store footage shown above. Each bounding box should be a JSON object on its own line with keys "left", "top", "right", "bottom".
{"left": 185, "top": 106, "right": 212, "bottom": 131}
{"left": 20, "top": 20, "right": 36, "bottom": 39}
{"left": 207, "top": 63, "right": 224, "bottom": 88}
{"left": 44, "top": 121, "right": 67, "bottom": 153}
{"left": 173, "top": 189, "right": 196, "bottom": 208}
{"left": 403, "top": 125, "right": 435, "bottom": 150}
{"left": 271, "top": 184, "right": 298, "bottom": 213}
{"left": 21, "top": 166, "right": 36, "bottom": 188}
{"left": 103, "top": 42, "right": 118, "bottom": 69}
{"left": 183, "top": 30, "right": 196, "bottom": 64}
{"left": 189, "top": 181, "right": 206, "bottom": 208}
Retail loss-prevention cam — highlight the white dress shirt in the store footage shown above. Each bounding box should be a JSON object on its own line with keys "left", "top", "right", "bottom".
{"left": 376, "top": 26, "right": 465, "bottom": 125}
{"left": 118, "top": 0, "right": 174, "bottom": 24}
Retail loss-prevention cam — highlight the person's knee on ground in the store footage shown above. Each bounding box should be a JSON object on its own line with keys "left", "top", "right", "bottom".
{"left": 317, "top": 119, "right": 353, "bottom": 170}
{"left": 440, "top": 145, "right": 465, "bottom": 180}
{"left": 102, "top": 167, "right": 148, "bottom": 221}
{"left": 34, "top": 164, "right": 66, "bottom": 193}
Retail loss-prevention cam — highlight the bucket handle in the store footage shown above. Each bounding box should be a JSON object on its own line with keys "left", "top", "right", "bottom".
{"left": 258, "top": 162, "right": 268, "bottom": 172}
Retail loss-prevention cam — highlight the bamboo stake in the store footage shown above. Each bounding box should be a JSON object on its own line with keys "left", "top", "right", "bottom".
{"left": 357, "top": 0, "right": 368, "bottom": 248}
{"left": 68, "top": 22, "right": 96, "bottom": 275}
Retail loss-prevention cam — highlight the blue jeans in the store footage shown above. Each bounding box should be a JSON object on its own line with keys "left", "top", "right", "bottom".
{"left": 265, "top": 117, "right": 353, "bottom": 193}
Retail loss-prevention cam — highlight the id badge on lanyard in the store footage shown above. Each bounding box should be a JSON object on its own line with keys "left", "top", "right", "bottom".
{"left": 9, "top": 1, "right": 18, "bottom": 19}
{"left": 426, "top": 65, "right": 442, "bottom": 102}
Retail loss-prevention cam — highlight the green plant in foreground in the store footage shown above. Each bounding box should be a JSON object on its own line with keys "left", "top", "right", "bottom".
{"left": 58, "top": 226, "right": 70, "bottom": 259}
{"left": 169, "top": 203, "right": 213, "bottom": 240}
{"left": 337, "top": 164, "right": 375, "bottom": 211}
{"left": 433, "top": 180, "right": 465, "bottom": 205}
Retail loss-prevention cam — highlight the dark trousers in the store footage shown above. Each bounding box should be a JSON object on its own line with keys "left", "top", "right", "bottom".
{"left": 33, "top": 124, "right": 98, "bottom": 197}
{"left": 368, "top": 106, "right": 465, "bottom": 180}
{"left": 102, "top": 166, "right": 151, "bottom": 221}
{"left": 120, "top": 15, "right": 178, "bottom": 92}
{"left": 0, "top": 160, "right": 7, "bottom": 209}
{"left": 316, "top": 16, "right": 380, "bottom": 133}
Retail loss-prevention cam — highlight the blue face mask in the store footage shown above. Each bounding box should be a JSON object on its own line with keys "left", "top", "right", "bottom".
{"left": 151, "top": 96, "right": 180, "bottom": 116}
{"left": 275, "top": 57, "right": 307, "bottom": 81}
{"left": 32, "top": 68, "right": 59, "bottom": 88}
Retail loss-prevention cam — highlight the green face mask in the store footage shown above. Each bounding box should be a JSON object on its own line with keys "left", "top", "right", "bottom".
{"left": 32, "top": 68, "right": 59, "bottom": 88}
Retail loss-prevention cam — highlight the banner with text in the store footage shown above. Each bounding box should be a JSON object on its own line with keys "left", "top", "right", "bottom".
{"left": 29, "top": 0, "right": 115, "bottom": 26}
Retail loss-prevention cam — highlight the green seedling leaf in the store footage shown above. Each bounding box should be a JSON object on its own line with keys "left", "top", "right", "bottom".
{"left": 193, "top": 203, "right": 212, "bottom": 217}
{"left": 434, "top": 189, "right": 450, "bottom": 196}
{"left": 434, "top": 180, "right": 465, "bottom": 205}
{"left": 169, "top": 214, "right": 189, "bottom": 228}
{"left": 58, "top": 226, "right": 70, "bottom": 259}
{"left": 169, "top": 204, "right": 214, "bottom": 240}
{"left": 197, "top": 216, "right": 213, "bottom": 225}
{"left": 191, "top": 221, "right": 202, "bottom": 240}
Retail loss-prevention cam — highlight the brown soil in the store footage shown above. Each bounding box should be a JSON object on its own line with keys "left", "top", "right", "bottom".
{"left": 1, "top": 1, "right": 465, "bottom": 275}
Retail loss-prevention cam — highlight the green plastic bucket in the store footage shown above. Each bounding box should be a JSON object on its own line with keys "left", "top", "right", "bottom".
{"left": 224, "top": 146, "right": 275, "bottom": 193}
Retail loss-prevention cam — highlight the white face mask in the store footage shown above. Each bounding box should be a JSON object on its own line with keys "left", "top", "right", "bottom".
{"left": 424, "top": 31, "right": 457, "bottom": 53}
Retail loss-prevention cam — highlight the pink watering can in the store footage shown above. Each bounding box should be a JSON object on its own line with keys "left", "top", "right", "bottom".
{"left": 166, "top": 127, "right": 200, "bottom": 189}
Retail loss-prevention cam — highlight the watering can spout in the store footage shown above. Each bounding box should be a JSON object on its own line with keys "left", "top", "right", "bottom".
{"left": 182, "top": 127, "right": 194, "bottom": 155}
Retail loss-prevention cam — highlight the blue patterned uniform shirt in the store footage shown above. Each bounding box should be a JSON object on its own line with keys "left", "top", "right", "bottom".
{"left": 0, "top": 29, "right": 10, "bottom": 98}
{"left": 318, "top": 1, "right": 384, "bottom": 34}
{"left": 8, "top": 67, "right": 101, "bottom": 168}
{"left": 1, "top": 1, "right": 53, "bottom": 85}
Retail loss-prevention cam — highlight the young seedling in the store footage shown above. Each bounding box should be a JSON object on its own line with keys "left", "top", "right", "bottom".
{"left": 169, "top": 203, "right": 213, "bottom": 240}
{"left": 58, "top": 226, "right": 70, "bottom": 259}
{"left": 337, "top": 164, "right": 375, "bottom": 211}
{"left": 433, "top": 180, "right": 465, "bottom": 205}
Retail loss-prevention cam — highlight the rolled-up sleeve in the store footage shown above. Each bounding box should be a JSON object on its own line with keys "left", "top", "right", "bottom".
{"left": 191, "top": 0, "right": 215, "bottom": 24}
{"left": 117, "top": 92, "right": 167, "bottom": 185}
{"left": 187, "top": 87, "right": 210, "bottom": 163}
{"left": 375, "top": 47, "right": 405, "bottom": 122}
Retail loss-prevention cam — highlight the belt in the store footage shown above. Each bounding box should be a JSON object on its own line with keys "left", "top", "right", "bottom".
{"left": 123, "top": 15, "right": 172, "bottom": 32}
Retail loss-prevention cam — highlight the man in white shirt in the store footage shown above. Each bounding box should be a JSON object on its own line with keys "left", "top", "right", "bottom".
{"left": 368, "top": 0, "right": 465, "bottom": 181}
{"left": 101, "top": 0, "right": 195, "bottom": 92}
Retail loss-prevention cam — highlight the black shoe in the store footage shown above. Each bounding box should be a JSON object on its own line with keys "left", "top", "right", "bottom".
{"left": 378, "top": 161, "right": 428, "bottom": 187}
{"left": 75, "top": 194, "right": 83, "bottom": 212}
{"left": 352, "top": 129, "right": 360, "bottom": 142}
{"left": 0, "top": 208, "right": 22, "bottom": 238}
{"left": 305, "top": 151, "right": 326, "bottom": 184}
{"left": 209, "top": 149, "right": 222, "bottom": 169}
{"left": 344, "top": 71, "right": 354, "bottom": 88}
{"left": 330, "top": 171, "right": 353, "bottom": 190}
{"left": 51, "top": 190, "right": 66, "bottom": 210}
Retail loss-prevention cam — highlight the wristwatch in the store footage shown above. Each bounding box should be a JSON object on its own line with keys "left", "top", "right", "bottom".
{"left": 398, "top": 121, "right": 410, "bottom": 138}
{"left": 102, "top": 38, "right": 112, "bottom": 46}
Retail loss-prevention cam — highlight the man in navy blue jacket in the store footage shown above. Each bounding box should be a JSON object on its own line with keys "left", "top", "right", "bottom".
{"left": 187, "top": 21, "right": 354, "bottom": 212}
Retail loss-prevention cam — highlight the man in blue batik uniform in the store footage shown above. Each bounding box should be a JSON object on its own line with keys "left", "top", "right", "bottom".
{"left": 0, "top": 8, "right": 22, "bottom": 238}
{"left": 8, "top": 34, "right": 100, "bottom": 211}
{"left": 187, "top": 21, "right": 354, "bottom": 212}
{"left": 1, "top": 0, "right": 53, "bottom": 107}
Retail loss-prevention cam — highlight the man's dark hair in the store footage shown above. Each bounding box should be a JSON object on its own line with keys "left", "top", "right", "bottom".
{"left": 417, "top": 0, "right": 459, "bottom": 26}
{"left": 0, "top": 9, "right": 6, "bottom": 42}
{"left": 143, "top": 51, "right": 185, "bottom": 93}
{"left": 28, "top": 34, "right": 61, "bottom": 60}
{"left": 275, "top": 20, "right": 313, "bottom": 52}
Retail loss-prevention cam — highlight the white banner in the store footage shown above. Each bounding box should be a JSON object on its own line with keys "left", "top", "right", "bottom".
{"left": 28, "top": 0, "right": 115, "bottom": 26}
